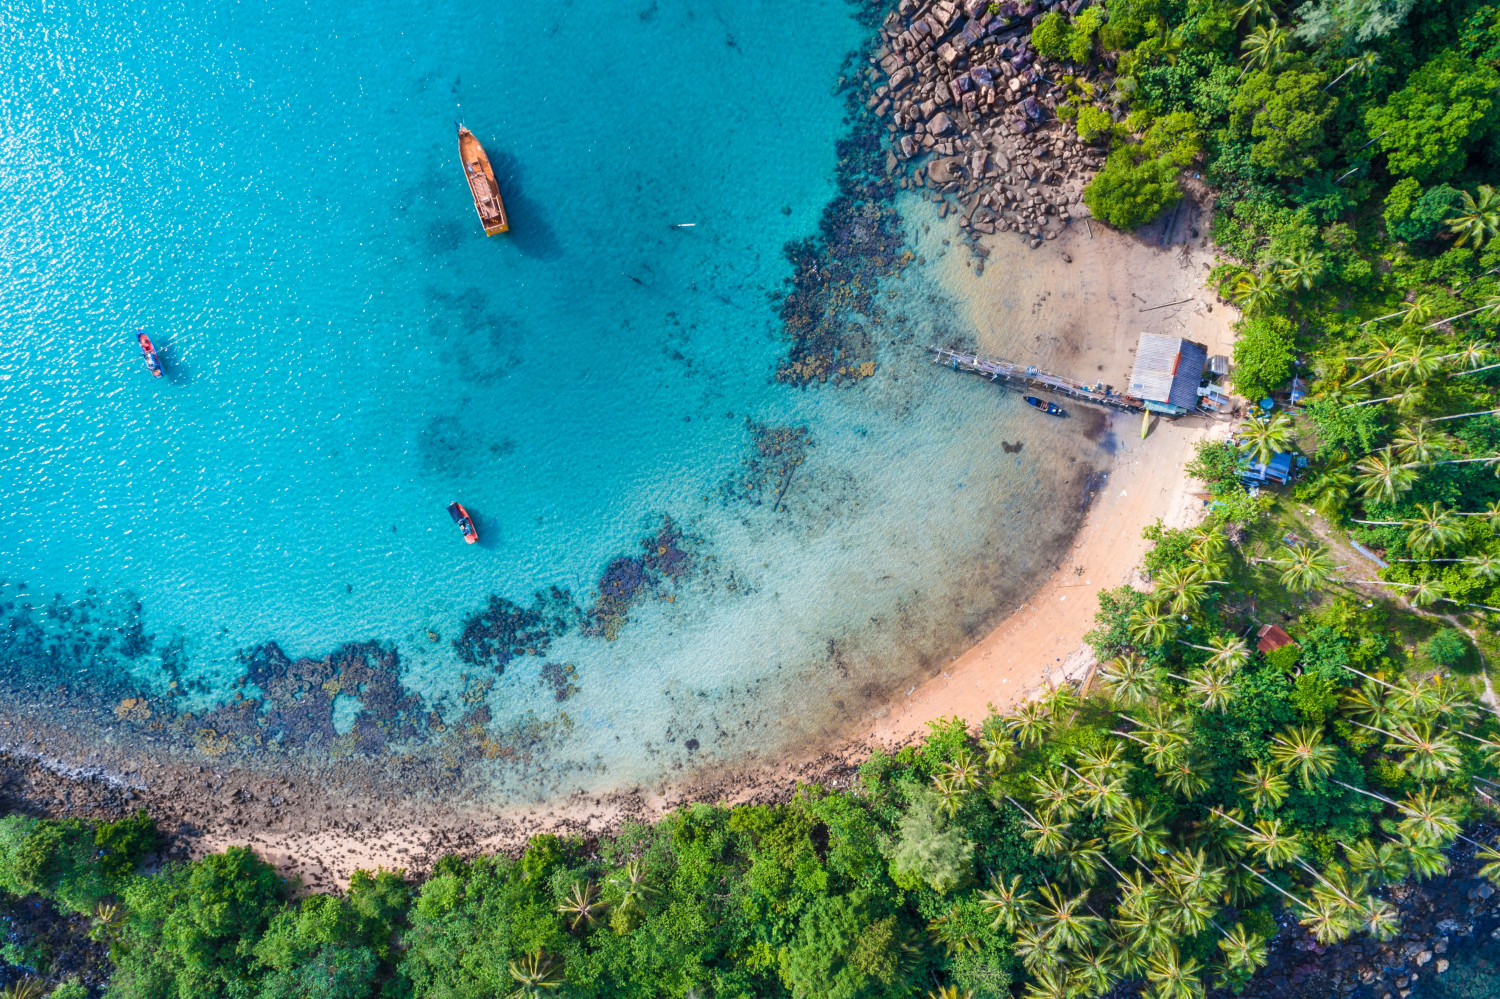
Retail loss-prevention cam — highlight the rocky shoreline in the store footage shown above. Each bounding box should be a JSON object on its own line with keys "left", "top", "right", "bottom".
{"left": 867, "top": 0, "right": 1107, "bottom": 260}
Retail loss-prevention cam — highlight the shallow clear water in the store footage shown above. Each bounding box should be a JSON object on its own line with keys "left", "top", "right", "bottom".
{"left": 0, "top": 0, "right": 1110, "bottom": 797}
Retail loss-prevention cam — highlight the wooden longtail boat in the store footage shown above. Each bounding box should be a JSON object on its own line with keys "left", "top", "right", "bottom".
{"left": 447, "top": 502, "right": 479, "bottom": 544}
{"left": 457, "top": 126, "right": 508, "bottom": 235}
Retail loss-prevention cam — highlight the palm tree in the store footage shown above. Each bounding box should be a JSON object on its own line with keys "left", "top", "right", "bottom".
{"left": 1067, "top": 766, "right": 1130, "bottom": 818}
{"left": 1018, "top": 966, "right": 1067, "bottom": 999}
{"left": 1279, "top": 249, "right": 1325, "bottom": 291}
{"left": 1234, "top": 0, "right": 1275, "bottom": 26}
{"left": 1404, "top": 502, "right": 1465, "bottom": 553}
{"left": 1035, "top": 883, "right": 1104, "bottom": 951}
{"left": 1012, "top": 923, "right": 1058, "bottom": 975}
{"left": 1185, "top": 665, "right": 1237, "bottom": 711}
{"left": 508, "top": 951, "right": 564, "bottom": 999}
{"left": 557, "top": 881, "right": 609, "bottom": 931}
{"left": 1299, "top": 895, "right": 1354, "bottom": 946}
{"left": 1360, "top": 898, "right": 1403, "bottom": 941}
{"left": 940, "top": 747, "right": 986, "bottom": 794}
{"left": 1239, "top": 21, "right": 1289, "bottom": 72}
{"left": 1068, "top": 944, "right": 1121, "bottom": 996}
{"left": 0, "top": 982, "right": 46, "bottom": 999}
{"left": 608, "top": 859, "right": 655, "bottom": 913}
{"left": 1395, "top": 788, "right": 1461, "bottom": 847}
{"left": 1391, "top": 338, "right": 1445, "bottom": 384}
{"left": 1403, "top": 838, "right": 1451, "bottom": 880}
{"left": 1077, "top": 741, "right": 1132, "bottom": 782}
{"left": 1386, "top": 719, "right": 1464, "bottom": 781}
{"left": 1146, "top": 945, "right": 1206, "bottom": 999}
{"left": 1130, "top": 600, "right": 1176, "bottom": 646}
{"left": 927, "top": 907, "right": 982, "bottom": 956}
{"left": 1100, "top": 654, "right": 1161, "bottom": 705}
{"left": 1106, "top": 799, "right": 1169, "bottom": 860}
{"left": 1340, "top": 684, "right": 1406, "bottom": 731}
{"left": 1448, "top": 185, "right": 1500, "bottom": 248}
{"left": 1236, "top": 761, "right": 1290, "bottom": 814}
{"left": 979, "top": 726, "right": 1015, "bottom": 771}
{"left": 1041, "top": 681, "right": 1081, "bottom": 721}
{"left": 1239, "top": 412, "right": 1296, "bottom": 465}
{"left": 1218, "top": 923, "right": 1269, "bottom": 976}
{"left": 1006, "top": 699, "right": 1053, "bottom": 748}
{"left": 1057, "top": 837, "right": 1108, "bottom": 887}
{"left": 1392, "top": 421, "right": 1455, "bottom": 464}
{"left": 1363, "top": 578, "right": 1448, "bottom": 607}
{"left": 1243, "top": 817, "right": 1303, "bottom": 868}
{"left": 1311, "top": 467, "right": 1355, "bottom": 517}
{"left": 1024, "top": 813, "right": 1073, "bottom": 857}
{"left": 1476, "top": 844, "right": 1500, "bottom": 887}
{"left": 1428, "top": 293, "right": 1500, "bottom": 332}
{"left": 978, "top": 873, "right": 1035, "bottom": 930}
{"left": 1231, "top": 267, "right": 1284, "bottom": 313}
{"left": 1355, "top": 448, "right": 1418, "bottom": 504}
{"left": 1157, "top": 564, "right": 1221, "bottom": 616}
{"left": 90, "top": 901, "right": 126, "bottom": 944}
{"left": 1029, "top": 770, "right": 1080, "bottom": 821}
{"left": 1323, "top": 50, "right": 1378, "bottom": 90}
{"left": 1275, "top": 542, "right": 1338, "bottom": 592}
{"left": 1200, "top": 634, "right": 1251, "bottom": 671}
{"left": 1341, "top": 838, "right": 1408, "bottom": 886}
{"left": 1162, "top": 756, "right": 1210, "bottom": 800}
{"left": 1269, "top": 724, "right": 1338, "bottom": 788}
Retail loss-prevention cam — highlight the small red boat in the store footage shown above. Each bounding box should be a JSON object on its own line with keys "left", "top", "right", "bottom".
{"left": 137, "top": 331, "right": 163, "bottom": 378}
{"left": 447, "top": 502, "right": 479, "bottom": 544}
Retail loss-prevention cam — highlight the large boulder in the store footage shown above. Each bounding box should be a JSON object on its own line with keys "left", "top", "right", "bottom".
{"left": 928, "top": 111, "right": 956, "bottom": 136}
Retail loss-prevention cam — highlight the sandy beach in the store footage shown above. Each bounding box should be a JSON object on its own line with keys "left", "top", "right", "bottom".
{"left": 865, "top": 195, "right": 1237, "bottom": 744}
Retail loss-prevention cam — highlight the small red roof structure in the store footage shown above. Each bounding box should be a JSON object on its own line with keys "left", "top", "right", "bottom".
{"left": 1257, "top": 624, "right": 1295, "bottom": 653}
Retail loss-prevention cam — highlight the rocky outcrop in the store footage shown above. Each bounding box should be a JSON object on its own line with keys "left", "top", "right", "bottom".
{"left": 865, "top": 0, "right": 1110, "bottom": 257}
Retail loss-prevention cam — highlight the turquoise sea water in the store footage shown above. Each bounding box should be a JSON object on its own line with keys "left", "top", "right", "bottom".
{"left": 0, "top": 0, "right": 1109, "bottom": 798}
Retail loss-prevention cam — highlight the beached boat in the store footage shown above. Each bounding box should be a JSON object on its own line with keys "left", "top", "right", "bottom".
{"left": 447, "top": 502, "right": 479, "bottom": 544}
{"left": 1023, "top": 395, "right": 1065, "bottom": 417}
{"left": 457, "top": 126, "right": 509, "bottom": 235}
{"left": 137, "top": 331, "right": 163, "bottom": 378}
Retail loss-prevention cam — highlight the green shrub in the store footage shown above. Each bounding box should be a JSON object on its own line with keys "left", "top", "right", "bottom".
{"left": 1421, "top": 628, "right": 1475, "bottom": 670}
{"left": 1384, "top": 179, "right": 1463, "bottom": 242}
{"left": 1030, "top": 12, "right": 1071, "bottom": 59}
{"left": 1231, "top": 315, "right": 1297, "bottom": 401}
{"left": 1074, "top": 105, "right": 1115, "bottom": 143}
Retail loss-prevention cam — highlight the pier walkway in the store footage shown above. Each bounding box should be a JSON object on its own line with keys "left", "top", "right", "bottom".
{"left": 925, "top": 346, "right": 1146, "bottom": 415}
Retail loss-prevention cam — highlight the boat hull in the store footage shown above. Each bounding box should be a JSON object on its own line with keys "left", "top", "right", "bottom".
{"left": 457, "top": 127, "right": 509, "bottom": 236}
{"left": 447, "top": 502, "right": 480, "bottom": 544}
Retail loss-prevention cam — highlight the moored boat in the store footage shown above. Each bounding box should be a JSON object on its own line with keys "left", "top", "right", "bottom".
{"left": 137, "top": 331, "right": 163, "bottom": 378}
{"left": 457, "top": 126, "right": 509, "bottom": 235}
{"left": 447, "top": 502, "right": 479, "bottom": 544}
{"left": 1023, "top": 395, "right": 1065, "bottom": 417}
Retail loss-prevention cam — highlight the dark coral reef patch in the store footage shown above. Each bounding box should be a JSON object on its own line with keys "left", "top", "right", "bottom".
{"left": 451, "top": 587, "right": 580, "bottom": 676}
{"left": 583, "top": 516, "right": 695, "bottom": 641}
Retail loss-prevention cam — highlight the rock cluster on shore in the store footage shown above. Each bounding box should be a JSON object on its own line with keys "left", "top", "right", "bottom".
{"left": 866, "top": 0, "right": 1107, "bottom": 257}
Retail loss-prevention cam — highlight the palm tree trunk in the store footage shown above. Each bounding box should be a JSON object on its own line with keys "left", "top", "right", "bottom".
{"left": 1351, "top": 519, "right": 1402, "bottom": 525}
{"left": 1238, "top": 863, "right": 1313, "bottom": 911}
{"left": 1423, "top": 304, "right": 1496, "bottom": 329}
{"left": 1453, "top": 360, "right": 1500, "bottom": 378}
{"left": 1432, "top": 409, "right": 1500, "bottom": 422}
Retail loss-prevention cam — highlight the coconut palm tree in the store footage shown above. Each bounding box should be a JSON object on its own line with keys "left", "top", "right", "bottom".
{"left": 1384, "top": 720, "right": 1464, "bottom": 780}
{"left": 979, "top": 726, "right": 1015, "bottom": 771}
{"left": 1186, "top": 665, "right": 1237, "bottom": 711}
{"left": 1012, "top": 923, "right": 1058, "bottom": 975}
{"left": 1068, "top": 944, "right": 1122, "bottom": 996}
{"left": 1360, "top": 898, "right": 1403, "bottom": 941}
{"left": 0, "top": 982, "right": 46, "bottom": 999}
{"left": 1340, "top": 684, "right": 1407, "bottom": 731}
{"left": 1100, "top": 654, "right": 1161, "bottom": 705}
{"left": 1391, "top": 338, "right": 1445, "bottom": 384}
{"left": 1006, "top": 699, "right": 1053, "bottom": 748}
{"left": 1217, "top": 923, "right": 1269, "bottom": 976}
{"left": 557, "top": 881, "right": 609, "bottom": 930}
{"left": 1162, "top": 756, "right": 1210, "bottom": 800}
{"left": 1355, "top": 448, "right": 1418, "bottom": 504}
{"left": 1476, "top": 844, "right": 1500, "bottom": 887}
{"left": 1106, "top": 799, "right": 1169, "bottom": 859}
{"left": 927, "top": 907, "right": 982, "bottom": 956}
{"left": 1029, "top": 770, "right": 1080, "bottom": 821}
{"left": 1146, "top": 945, "right": 1206, "bottom": 999}
{"left": 1404, "top": 502, "right": 1465, "bottom": 553}
{"left": 1239, "top": 412, "right": 1296, "bottom": 465}
{"left": 1024, "top": 814, "right": 1073, "bottom": 858}
{"left": 1236, "top": 761, "right": 1290, "bottom": 814}
{"left": 1077, "top": 741, "right": 1133, "bottom": 782}
{"left": 1058, "top": 837, "right": 1108, "bottom": 887}
{"left": 1299, "top": 896, "right": 1354, "bottom": 945}
{"left": 1273, "top": 542, "right": 1339, "bottom": 592}
{"left": 1230, "top": 267, "right": 1284, "bottom": 313}
{"left": 1448, "top": 185, "right": 1500, "bottom": 248}
{"left": 1201, "top": 634, "right": 1251, "bottom": 671}
{"left": 1067, "top": 766, "right": 1130, "bottom": 818}
{"left": 1042, "top": 681, "right": 1081, "bottom": 721}
{"left": 1402, "top": 838, "right": 1452, "bottom": 880}
{"left": 1234, "top": 0, "right": 1275, "bottom": 27}
{"left": 1239, "top": 21, "right": 1289, "bottom": 72}
{"left": 978, "top": 873, "right": 1035, "bottom": 930}
{"left": 508, "top": 951, "right": 564, "bottom": 999}
{"left": 90, "top": 901, "right": 126, "bottom": 944}
{"left": 1035, "top": 883, "right": 1105, "bottom": 951}
{"left": 1341, "top": 838, "right": 1408, "bottom": 886}
{"left": 608, "top": 860, "right": 654, "bottom": 913}
{"left": 941, "top": 747, "right": 986, "bottom": 794}
{"left": 1363, "top": 578, "right": 1448, "bottom": 607}
{"left": 1392, "top": 421, "right": 1455, "bottom": 464}
{"left": 1130, "top": 600, "right": 1177, "bottom": 647}
{"left": 1018, "top": 968, "right": 1067, "bottom": 999}
{"left": 1323, "top": 50, "right": 1378, "bottom": 90}
{"left": 1279, "top": 250, "right": 1325, "bottom": 291}
{"left": 1395, "top": 788, "right": 1461, "bottom": 846}
{"left": 1157, "top": 564, "right": 1222, "bottom": 616}
{"left": 1311, "top": 467, "right": 1355, "bottom": 517}
{"left": 1269, "top": 724, "right": 1338, "bottom": 788}
{"left": 1242, "top": 817, "right": 1303, "bottom": 868}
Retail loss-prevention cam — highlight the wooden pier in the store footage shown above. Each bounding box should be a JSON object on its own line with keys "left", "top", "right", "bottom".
{"left": 926, "top": 345, "right": 1146, "bottom": 414}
